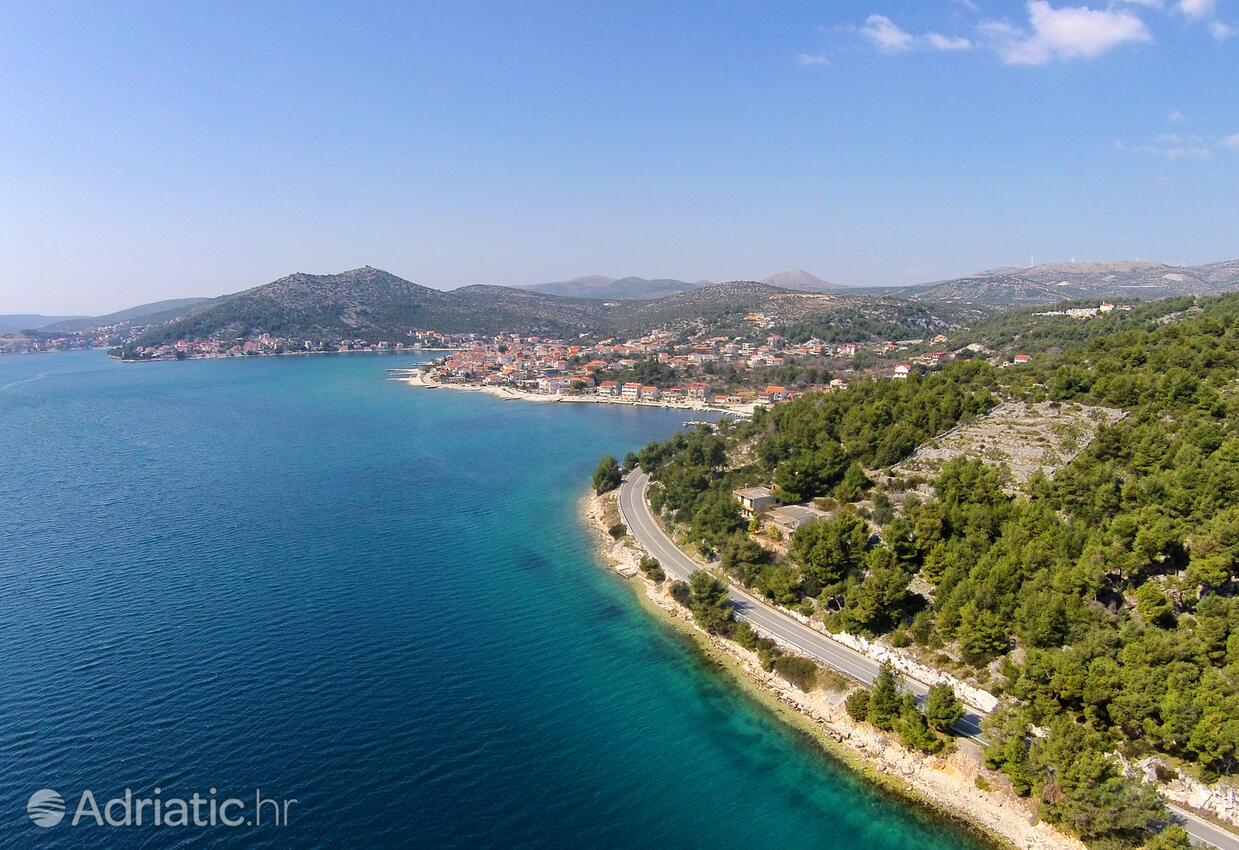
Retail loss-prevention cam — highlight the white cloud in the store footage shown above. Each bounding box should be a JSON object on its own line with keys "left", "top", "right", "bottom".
{"left": 1118, "top": 0, "right": 1164, "bottom": 7}
{"left": 858, "top": 14, "right": 973, "bottom": 53}
{"left": 1135, "top": 142, "right": 1212, "bottom": 159}
{"left": 1168, "top": 110, "right": 1185, "bottom": 122}
{"left": 860, "top": 14, "right": 917, "bottom": 51}
{"left": 1209, "top": 20, "right": 1236, "bottom": 38}
{"left": 1177, "top": 0, "right": 1216, "bottom": 17}
{"left": 795, "top": 52, "right": 831, "bottom": 65}
{"left": 1124, "top": 131, "right": 1239, "bottom": 158}
{"left": 982, "top": 1, "right": 1152, "bottom": 64}
{"left": 925, "top": 32, "right": 975, "bottom": 50}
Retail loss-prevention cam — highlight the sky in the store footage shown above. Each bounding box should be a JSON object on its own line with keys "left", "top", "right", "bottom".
{"left": 1, "top": 0, "right": 1237, "bottom": 314}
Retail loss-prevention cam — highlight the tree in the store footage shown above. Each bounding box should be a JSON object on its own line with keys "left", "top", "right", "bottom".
{"left": 839, "top": 550, "right": 910, "bottom": 635}
{"left": 867, "top": 662, "right": 904, "bottom": 730}
{"left": 757, "top": 562, "right": 803, "bottom": 606}
{"left": 592, "top": 455, "right": 622, "bottom": 494}
{"left": 957, "top": 603, "right": 1009, "bottom": 665}
{"left": 834, "top": 461, "right": 873, "bottom": 502}
{"left": 791, "top": 511, "right": 871, "bottom": 587}
{"left": 896, "top": 695, "right": 943, "bottom": 754}
{"left": 845, "top": 688, "right": 871, "bottom": 721}
{"left": 1135, "top": 582, "right": 1176, "bottom": 628}
{"left": 688, "top": 571, "right": 733, "bottom": 634}
{"left": 923, "top": 683, "right": 965, "bottom": 732}
{"left": 720, "top": 534, "right": 770, "bottom": 586}
{"left": 1147, "top": 825, "right": 1193, "bottom": 850}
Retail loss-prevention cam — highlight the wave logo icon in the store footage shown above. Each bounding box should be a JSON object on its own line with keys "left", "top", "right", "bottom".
{"left": 27, "top": 789, "right": 66, "bottom": 828}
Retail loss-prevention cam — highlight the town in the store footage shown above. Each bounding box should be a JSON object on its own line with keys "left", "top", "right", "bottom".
{"left": 413, "top": 326, "right": 1039, "bottom": 407}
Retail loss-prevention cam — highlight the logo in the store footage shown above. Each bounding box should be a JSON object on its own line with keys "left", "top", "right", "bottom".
{"left": 27, "top": 789, "right": 66, "bottom": 828}
{"left": 24, "top": 786, "right": 296, "bottom": 829}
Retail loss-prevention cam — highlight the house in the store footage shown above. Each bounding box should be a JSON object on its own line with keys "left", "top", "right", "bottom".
{"left": 621, "top": 382, "right": 642, "bottom": 401}
{"left": 598, "top": 380, "right": 619, "bottom": 397}
{"left": 1099, "top": 302, "right": 1116, "bottom": 313}
{"left": 734, "top": 486, "right": 777, "bottom": 517}
{"left": 686, "top": 382, "right": 712, "bottom": 400}
{"left": 829, "top": 378, "right": 849, "bottom": 391}
{"left": 760, "top": 385, "right": 788, "bottom": 403}
{"left": 893, "top": 363, "right": 911, "bottom": 379}
{"left": 641, "top": 385, "right": 660, "bottom": 400}
{"left": 765, "top": 504, "right": 830, "bottom": 537}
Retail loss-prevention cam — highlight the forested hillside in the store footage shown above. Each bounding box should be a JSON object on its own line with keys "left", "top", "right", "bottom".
{"left": 629, "top": 293, "right": 1239, "bottom": 848}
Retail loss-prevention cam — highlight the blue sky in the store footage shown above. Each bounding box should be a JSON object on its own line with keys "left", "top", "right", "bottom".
{"left": 1, "top": 0, "right": 1236, "bottom": 313}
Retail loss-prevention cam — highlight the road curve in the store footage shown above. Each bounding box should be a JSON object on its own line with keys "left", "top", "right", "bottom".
{"left": 617, "top": 468, "right": 1239, "bottom": 850}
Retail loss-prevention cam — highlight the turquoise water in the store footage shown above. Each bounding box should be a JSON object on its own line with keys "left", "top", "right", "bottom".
{"left": 0, "top": 351, "right": 982, "bottom": 849}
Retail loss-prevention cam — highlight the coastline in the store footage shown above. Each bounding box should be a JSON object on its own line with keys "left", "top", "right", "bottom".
{"left": 399, "top": 368, "right": 757, "bottom": 417}
{"left": 580, "top": 487, "right": 1084, "bottom": 850}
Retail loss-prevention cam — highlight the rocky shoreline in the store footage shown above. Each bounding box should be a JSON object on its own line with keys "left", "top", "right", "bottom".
{"left": 581, "top": 487, "right": 1086, "bottom": 850}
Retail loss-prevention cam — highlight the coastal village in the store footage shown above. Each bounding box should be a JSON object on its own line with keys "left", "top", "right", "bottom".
{"left": 408, "top": 323, "right": 1047, "bottom": 408}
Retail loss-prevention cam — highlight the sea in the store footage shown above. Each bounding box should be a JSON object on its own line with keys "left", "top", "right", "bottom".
{"left": 0, "top": 350, "right": 983, "bottom": 849}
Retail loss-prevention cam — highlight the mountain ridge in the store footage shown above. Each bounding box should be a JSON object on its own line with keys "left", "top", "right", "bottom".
{"left": 900, "top": 259, "right": 1239, "bottom": 307}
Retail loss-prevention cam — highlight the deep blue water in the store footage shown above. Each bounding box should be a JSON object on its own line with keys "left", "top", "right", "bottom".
{"left": 0, "top": 351, "right": 982, "bottom": 849}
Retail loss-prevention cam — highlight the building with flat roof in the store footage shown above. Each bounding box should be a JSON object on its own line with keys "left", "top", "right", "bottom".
{"left": 733, "top": 485, "right": 777, "bottom": 517}
{"left": 764, "top": 504, "right": 829, "bottom": 536}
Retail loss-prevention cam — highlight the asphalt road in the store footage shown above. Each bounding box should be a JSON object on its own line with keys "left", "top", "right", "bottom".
{"left": 617, "top": 468, "right": 1239, "bottom": 850}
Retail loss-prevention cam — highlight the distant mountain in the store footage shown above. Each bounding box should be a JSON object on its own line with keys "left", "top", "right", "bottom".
{"left": 0, "top": 314, "right": 85, "bottom": 334}
{"left": 135, "top": 267, "right": 616, "bottom": 345}
{"left": 613, "top": 281, "right": 787, "bottom": 331}
{"left": 761, "top": 270, "right": 848, "bottom": 292}
{"left": 520, "top": 275, "right": 704, "bottom": 300}
{"left": 899, "top": 260, "right": 1239, "bottom": 307}
{"left": 39, "top": 298, "right": 213, "bottom": 333}
{"left": 521, "top": 271, "right": 849, "bottom": 299}
{"left": 116, "top": 267, "right": 988, "bottom": 348}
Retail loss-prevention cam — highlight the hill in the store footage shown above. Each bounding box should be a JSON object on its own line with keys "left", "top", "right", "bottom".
{"left": 0, "top": 314, "right": 84, "bottom": 334}
{"left": 761, "top": 270, "right": 848, "bottom": 292}
{"left": 900, "top": 259, "right": 1239, "bottom": 307}
{"left": 520, "top": 275, "right": 703, "bottom": 300}
{"left": 124, "top": 270, "right": 986, "bottom": 349}
{"left": 135, "top": 267, "right": 615, "bottom": 345}
{"left": 39, "top": 297, "right": 214, "bottom": 332}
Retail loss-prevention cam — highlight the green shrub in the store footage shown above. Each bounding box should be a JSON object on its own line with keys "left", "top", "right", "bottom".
{"left": 639, "top": 556, "right": 665, "bottom": 582}
{"left": 731, "top": 620, "right": 759, "bottom": 650}
{"left": 773, "top": 655, "right": 818, "bottom": 691}
{"left": 845, "top": 688, "right": 871, "bottom": 721}
{"left": 669, "top": 580, "right": 690, "bottom": 607}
